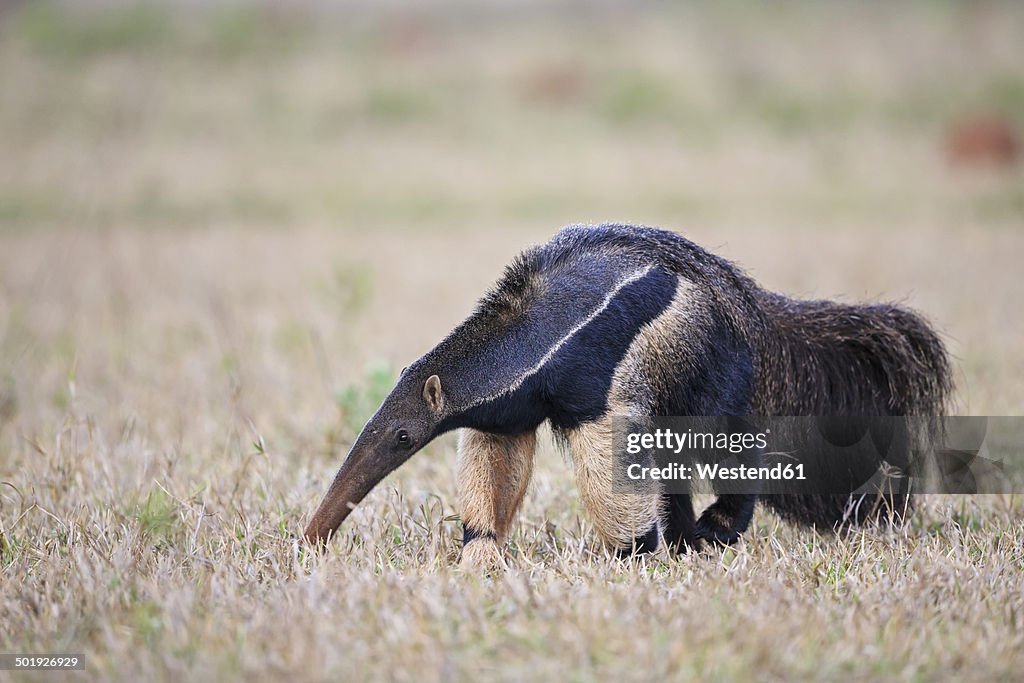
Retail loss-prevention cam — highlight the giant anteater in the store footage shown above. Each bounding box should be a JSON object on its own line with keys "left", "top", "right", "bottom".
{"left": 304, "top": 224, "right": 952, "bottom": 567}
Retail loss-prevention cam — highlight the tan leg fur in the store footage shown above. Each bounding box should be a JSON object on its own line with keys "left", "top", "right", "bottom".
{"left": 562, "top": 414, "right": 663, "bottom": 551}
{"left": 456, "top": 429, "right": 536, "bottom": 569}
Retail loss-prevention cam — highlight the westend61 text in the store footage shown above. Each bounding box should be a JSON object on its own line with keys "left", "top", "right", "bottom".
{"left": 626, "top": 462, "right": 807, "bottom": 482}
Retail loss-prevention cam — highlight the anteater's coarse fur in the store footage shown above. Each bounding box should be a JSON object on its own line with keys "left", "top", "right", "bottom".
{"left": 304, "top": 224, "right": 953, "bottom": 563}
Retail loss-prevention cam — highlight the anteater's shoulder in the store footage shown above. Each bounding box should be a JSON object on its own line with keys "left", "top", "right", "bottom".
{"left": 476, "top": 223, "right": 762, "bottom": 327}
{"left": 537, "top": 223, "right": 702, "bottom": 272}
{"left": 478, "top": 224, "right": 658, "bottom": 317}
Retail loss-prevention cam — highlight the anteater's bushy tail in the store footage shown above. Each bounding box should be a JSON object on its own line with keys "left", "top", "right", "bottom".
{"left": 754, "top": 295, "right": 953, "bottom": 528}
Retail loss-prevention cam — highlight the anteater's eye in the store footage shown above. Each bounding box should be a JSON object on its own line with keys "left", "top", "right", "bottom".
{"left": 397, "top": 430, "right": 411, "bottom": 447}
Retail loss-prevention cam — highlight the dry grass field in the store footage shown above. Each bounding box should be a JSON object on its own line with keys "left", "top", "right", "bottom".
{"left": 1, "top": 2, "right": 1023, "bottom": 681}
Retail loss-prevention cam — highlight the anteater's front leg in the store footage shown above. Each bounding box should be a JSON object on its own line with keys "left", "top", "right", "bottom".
{"left": 564, "top": 416, "right": 663, "bottom": 556}
{"left": 456, "top": 429, "right": 536, "bottom": 569}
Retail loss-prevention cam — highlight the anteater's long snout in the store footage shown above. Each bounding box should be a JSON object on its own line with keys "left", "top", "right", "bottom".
{"left": 304, "top": 439, "right": 413, "bottom": 546}
{"left": 304, "top": 450, "right": 375, "bottom": 546}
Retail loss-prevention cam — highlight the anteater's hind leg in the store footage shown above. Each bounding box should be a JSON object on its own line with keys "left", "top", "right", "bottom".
{"left": 456, "top": 428, "right": 536, "bottom": 570}
{"left": 662, "top": 493, "right": 700, "bottom": 553}
{"left": 696, "top": 494, "right": 757, "bottom": 546}
{"left": 696, "top": 426, "right": 760, "bottom": 546}
{"left": 563, "top": 416, "right": 663, "bottom": 557}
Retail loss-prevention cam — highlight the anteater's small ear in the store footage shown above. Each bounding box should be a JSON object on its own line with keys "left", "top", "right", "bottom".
{"left": 423, "top": 375, "right": 444, "bottom": 413}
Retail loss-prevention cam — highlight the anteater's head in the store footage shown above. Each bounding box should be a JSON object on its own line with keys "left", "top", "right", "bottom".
{"left": 304, "top": 370, "right": 446, "bottom": 546}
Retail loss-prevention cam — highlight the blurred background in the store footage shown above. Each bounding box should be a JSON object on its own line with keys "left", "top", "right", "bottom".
{"left": 1, "top": 0, "right": 1023, "bottom": 470}
{"left": 3, "top": 1, "right": 1022, "bottom": 232}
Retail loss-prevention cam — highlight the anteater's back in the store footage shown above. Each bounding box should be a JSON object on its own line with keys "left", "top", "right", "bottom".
{"left": 546, "top": 224, "right": 952, "bottom": 419}
{"left": 544, "top": 225, "right": 954, "bottom": 527}
{"left": 754, "top": 294, "right": 952, "bottom": 417}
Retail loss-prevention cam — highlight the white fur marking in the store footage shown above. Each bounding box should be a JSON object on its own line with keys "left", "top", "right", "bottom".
{"left": 466, "top": 266, "right": 655, "bottom": 409}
